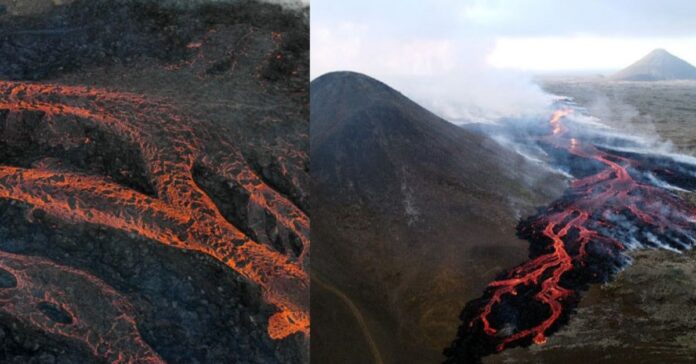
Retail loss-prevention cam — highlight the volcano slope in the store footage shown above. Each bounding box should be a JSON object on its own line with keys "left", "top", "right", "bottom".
{"left": 0, "top": 0, "right": 308, "bottom": 362}
{"left": 310, "top": 71, "right": 565, "bottom": 363}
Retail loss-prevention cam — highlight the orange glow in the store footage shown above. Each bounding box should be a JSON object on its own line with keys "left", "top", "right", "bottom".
{"left": 471, "top": 108, "right": 695, "bottom": 351}
{"left": 0, "top": 250, "right": 163, "bottom": 363}
{"left": 0, "top": 81, "right": 309, "bottom": 341}
{"left": 549, "top": 108, "right": 572, "bottom": 135}
{"left": 476, "top": 110, "right": 593, "bottom": 349}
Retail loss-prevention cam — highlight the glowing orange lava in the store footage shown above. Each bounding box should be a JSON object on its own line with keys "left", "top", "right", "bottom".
{"left": 450, "top": 107, "right": 696, "bottom": 361}
{"left": 0, "top": 81, "right": 309, "bottom": 341}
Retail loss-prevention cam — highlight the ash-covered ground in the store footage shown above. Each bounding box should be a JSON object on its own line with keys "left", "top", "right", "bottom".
{"left": 0, "top": 0, "right": 308, "bottom": 363}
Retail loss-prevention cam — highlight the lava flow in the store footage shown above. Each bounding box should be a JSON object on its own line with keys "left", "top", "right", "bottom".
{"left": 0, "top": 250, "right": 163, "bottom": 363}
{"left": 446, "top": 108, "right": 696, "bottom": 363}
{"left": 0, "top": 80, "right": 309, "bottom": 343}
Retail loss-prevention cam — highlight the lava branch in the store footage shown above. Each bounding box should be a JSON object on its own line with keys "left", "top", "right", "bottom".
{"left": 0, "top": 81, "right": 309, "bottom": 340}
{"left": 202, "top": 153, "right": 310, "bottom": 264}
{"left": 479, "top": 211, "right": 579, "bottom": 349}
{"left": 447, "top": 108, "right": 696, "bottom": 362}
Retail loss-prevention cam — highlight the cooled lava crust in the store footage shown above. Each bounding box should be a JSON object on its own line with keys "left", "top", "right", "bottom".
{"left": 446, "top": 109, "right": 696, "bottom": 363}
{"left": 0, "top": 0, "right": 308, "bottom": 363}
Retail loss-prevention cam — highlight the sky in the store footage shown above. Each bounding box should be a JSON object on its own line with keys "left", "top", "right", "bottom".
{"left": 311, "top": 0, "right": 696, "bottom": 122}
{"left": 312, "top": 0, "right": 696, "bottom": 75}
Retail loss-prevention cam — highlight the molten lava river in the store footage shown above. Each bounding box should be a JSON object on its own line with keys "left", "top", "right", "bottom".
{"left": 0, "top": 81, "right": 308, "bottom": 362}
{"left": 446, "top": 105, "right": 696, "bottom": 363}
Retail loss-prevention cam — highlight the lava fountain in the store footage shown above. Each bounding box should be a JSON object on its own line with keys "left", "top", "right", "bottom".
{"left": 446, "top": 107, "right": 696, "bottom": 363}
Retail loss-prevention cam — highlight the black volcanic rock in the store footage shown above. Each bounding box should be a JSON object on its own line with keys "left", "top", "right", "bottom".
{"left": 612, "top": 49, "right": 696, "bottom": 81}
{"left": 0, "top": 0, "right": 309, "bottom": 362}
{"left": 311, "top": 71, "right": 564, "bottom": 363}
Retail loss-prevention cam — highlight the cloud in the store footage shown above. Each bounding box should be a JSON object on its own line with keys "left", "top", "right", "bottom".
{"left": 454, "top": 0, "right": 696, "bottom": 37}
{"left": 314, "top": 0, "right": 696, "bottom": 38}
{"left": 488, "top": 36, "right": 696, "bottom": 71}
{"left": 311, "top": 0, "right": 696, "bottom": 122}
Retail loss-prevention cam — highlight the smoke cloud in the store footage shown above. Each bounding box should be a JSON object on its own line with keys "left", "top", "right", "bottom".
{"left": 311, "top": 22, "right": 554, "bottom": 124}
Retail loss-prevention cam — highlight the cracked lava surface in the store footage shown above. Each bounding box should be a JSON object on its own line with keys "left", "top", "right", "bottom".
{"left": 0, "top": 80, "right": 309, "bottom": 361}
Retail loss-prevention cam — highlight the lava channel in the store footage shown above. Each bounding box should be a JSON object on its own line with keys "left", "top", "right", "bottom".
{"left": 0, "top": 80, "right": 309, "bottom": 341}
{"left": 446, "top": 108, "right": 696, "bottom": 363}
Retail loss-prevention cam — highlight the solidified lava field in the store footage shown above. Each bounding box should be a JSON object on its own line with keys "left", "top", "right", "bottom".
{"left": 0, "top": 0, "right": 308, "bottom": 363}
{"left": 446, "top": 107, "right": 696, "bottom": 363}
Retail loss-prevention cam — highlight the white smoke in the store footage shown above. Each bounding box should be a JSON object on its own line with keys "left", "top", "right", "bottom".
{"left": 400, "top": 68, "right": 554, "bottom": 124}
{"left": 311, "top": 22, "right": 554, "bottom": 124}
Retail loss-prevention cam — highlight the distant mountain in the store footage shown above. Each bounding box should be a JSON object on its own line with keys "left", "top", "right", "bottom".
{"left": 310, "top": 71, "right": 564, "bottom": 363}
{"left": 612, "top": 49, "right": 696, "bottom": 81}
